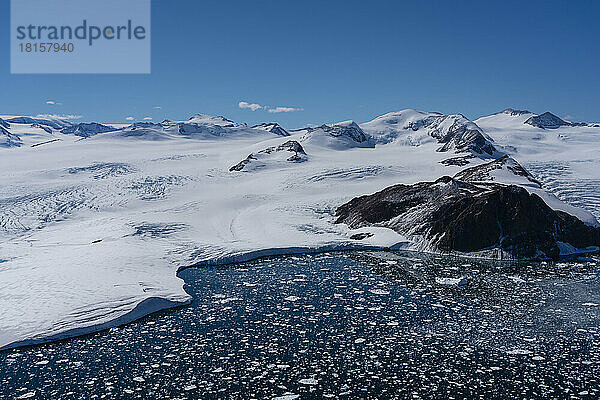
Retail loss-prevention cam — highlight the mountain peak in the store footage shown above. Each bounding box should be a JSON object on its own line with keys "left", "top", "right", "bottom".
{"left": 525, "top": 112, "right": 569, "bottom": 129}
{"left": 188, "top": 114, "right": 244, "bottom": 128}
{"left": 319, "top": 121, "right": 370, "bottom": 143}
{"left": 251, "top": 122, "right": 290, "bottom": 136}
{"left": 361, "top": 110, "right": 499, "bottom": 157}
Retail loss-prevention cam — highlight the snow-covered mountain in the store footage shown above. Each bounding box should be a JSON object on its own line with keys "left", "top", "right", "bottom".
{"left": 187, "top": 113, "right": 246, "bottom": 128}
{"left": 292, "top": 120, "right": 375, "bottom": 150}
{"left": 525, "top": 111, "right": 570, "bottom": 129}
{"left": 0, "top": 107, "right": 599, "bottom": 351}
{"left": 100, "top": 115, "right": 286, "bottom": 141}
{"left": 360, "top": 109, "right": 499, "bottom": 157}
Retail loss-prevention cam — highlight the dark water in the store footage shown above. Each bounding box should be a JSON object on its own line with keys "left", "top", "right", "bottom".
{"left": 2, "top": 251, "right": 600, "bottom": 399}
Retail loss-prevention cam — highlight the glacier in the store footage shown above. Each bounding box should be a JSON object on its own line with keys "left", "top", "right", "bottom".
{"left": 0, "top": 108, "right": 599, "bottom": 350}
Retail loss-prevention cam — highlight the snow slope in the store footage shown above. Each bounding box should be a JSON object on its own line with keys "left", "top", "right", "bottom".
{"left": 0, "top": 109, "right": 597, "bottom": 350}
{"left": 476, "top": 109, "right": 600, "bottom": 221}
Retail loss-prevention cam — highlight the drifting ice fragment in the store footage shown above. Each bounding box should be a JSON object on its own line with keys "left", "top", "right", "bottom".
{"left": 369, "top": 289, "right": 390, "bottom": 295}
{"left": 435, "top": 277, "right": 467, "bottom": 286}
{"left": 299, "top": 378, "right": 318, "bottom": 385}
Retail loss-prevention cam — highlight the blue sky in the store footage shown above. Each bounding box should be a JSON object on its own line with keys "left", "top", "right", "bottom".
{"left": 1, "top": 0, "right": 599, "bottom": 128}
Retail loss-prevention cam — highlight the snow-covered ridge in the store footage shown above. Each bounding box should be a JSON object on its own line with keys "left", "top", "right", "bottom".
{"left": 454, "top": 155, "right": 542, "bottom": 188}
{"left": 229, "top": 140, "right": 307, "bottom": 172}
{"left": 360, "top": 109, "right": 499, "bottom": 157}
{"left": 5, "top": 116, "right": 73, "bottom": 130}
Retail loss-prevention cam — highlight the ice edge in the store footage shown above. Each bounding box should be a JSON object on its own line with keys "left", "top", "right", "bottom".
{"left": 0, "top": 242, "right": 407, "bottom": 352}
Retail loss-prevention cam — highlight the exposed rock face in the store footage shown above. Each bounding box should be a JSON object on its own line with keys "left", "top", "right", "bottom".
{"left": 525, "top": 112, "right": 570, "bottom": 129}
{"left": 426, "top": 115, "right": 497, "bottom": 156}
{"left": 62, "top": 122, "right": 115, "bottom": 137}
{"left": 292, "top": 121, "right": 375, "bottom": 150}
{"left": 252, "top": 123, "right": 290, "bottom": 137}
{"left": 440, "top": 155, "right": 475, "bottom": 166}
{"left": 230, "top": 140, "right": 307, "bottom": 172}
{"left": 498, "top": 108, "right": 532, "bottom": 116}
{"left": 0, "top": 118, "right": 9, "bottom": 129}
{"left": 335, "top": 176, "right": 600, "bottom": 260}
{"left": 296, "top": 121, "right": 370, "bottom": 143}
{"left": 318, "top": 121, "right": 370, "bottom": 143}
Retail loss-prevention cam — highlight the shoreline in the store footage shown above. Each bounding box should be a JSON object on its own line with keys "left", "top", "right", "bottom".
{"left": 2, "top": 241, "right": 597, "bottom": 352}
{"left": 0, "top": 242, "right": 397, "bottom": 353}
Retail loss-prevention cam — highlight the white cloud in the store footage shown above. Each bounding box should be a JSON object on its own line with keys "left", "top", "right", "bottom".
{"left": 563, "top": 114, "right": 574, "bottom": 120}
{"left": 239, "top": 101, "right": 263, "bottom": 111}
{"left": 36, "top": 113, "right": 82, "bottom": 120}
{"left": 268, "top": 106, "right": 303, "bottom": 113}
{"left": 153, "top": 106, "right": 162, "bottom": 109}
{"left": 45, "top": 100, "right": 62, "bottom": 105}
{"left": 143, "top": 116, "right": 153, "bottom": 120}
{"left": 238, "top": 100, "right": 303, "bottom": 113}
{"left": 125, "top": 116, "right": 135, "bottom": 121}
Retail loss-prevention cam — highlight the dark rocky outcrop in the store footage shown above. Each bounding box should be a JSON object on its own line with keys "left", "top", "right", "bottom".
{"left": 230, "top": 140, "right": 307, "bottom": 172}
{"left": 62, "top": 122, "right": 114, "bottom": 137}
{"left": 525, "top": 112, "right": 570, "bottom": 129}
{"left": 293, "top": 122, "right": 371, "bottom": 144}
{"left": 319, "top": 122, "right": 370, "bottom": 143}
{"left": 252, "top": 123, "right": 290, "bottom": 137}
{"left": 0, "top": 118, "right": 9, "bottom": 129}
{"left": 350, "top": 232, "right": 374, "bottom": 240}
{"left": 498, "top": 108, "right": 532, "bottom": 116}
{"left": 440, "top": 155, "right": 475, "bottom": 167}
{"left": 335, "top": 176, "right": 600, "bottom": 260}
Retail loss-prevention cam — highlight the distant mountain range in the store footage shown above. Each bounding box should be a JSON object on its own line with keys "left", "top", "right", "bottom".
{"left": 2, "top": 108, "right": 596, "bottom": 151}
